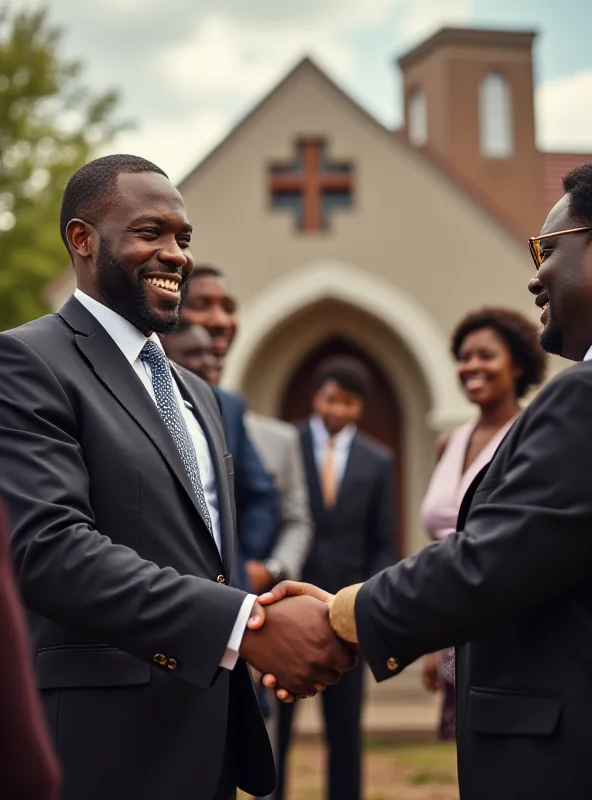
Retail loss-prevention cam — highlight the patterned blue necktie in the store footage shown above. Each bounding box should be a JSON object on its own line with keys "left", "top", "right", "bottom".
{"left": 140, "top": 340, "right": 212, "bottom": 533}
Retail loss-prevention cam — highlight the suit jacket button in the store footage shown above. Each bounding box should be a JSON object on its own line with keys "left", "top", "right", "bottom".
{"left": 167, "top": 658, "right": 178, "bottom": 671}
{"left": 216, "top": 575, "right": 226, "bottom": 584}
{"left": 386, "top": 657, "right": 399, "bottom": 672}
{"left": 153, "top": 653, "right": 167, "bottom": 666}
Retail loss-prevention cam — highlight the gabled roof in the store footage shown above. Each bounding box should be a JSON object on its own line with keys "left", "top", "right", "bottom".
{"left": 177, "top": 56, "right": 393, "bottom": 192}
{"left": 177, "top": 54, "right": 525, "bottom": 242}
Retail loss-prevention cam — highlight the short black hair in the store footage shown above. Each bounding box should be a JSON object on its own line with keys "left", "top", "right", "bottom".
{"left": 60, "top": 154, "right": 168, "bottom": 251}
{"left": 563, "top": 162, "right": 592, "bottom": 225}
{"left": 451, "top": 307, "right": 546, "bottom": 398}
{"left": 189, "top": 265, "right": 224, "bottom": 282}
{"left": 312, "top": 356, "right": 371, "bottom": 398}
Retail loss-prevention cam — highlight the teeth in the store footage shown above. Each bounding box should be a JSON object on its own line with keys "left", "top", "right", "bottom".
{"left": 146, "top": 277, "right": 179, "bottom": 292}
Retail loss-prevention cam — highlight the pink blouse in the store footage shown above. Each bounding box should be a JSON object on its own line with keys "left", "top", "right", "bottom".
{"left": 421, "top": 417, "right": 517, "bottom": 541}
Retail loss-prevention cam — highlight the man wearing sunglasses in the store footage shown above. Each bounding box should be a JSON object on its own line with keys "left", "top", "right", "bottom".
{"left": 528, "top": 173, "right": 592, "bottom": 359}
{"left": 262, "top": 163, "right": 592, "bottom": 800}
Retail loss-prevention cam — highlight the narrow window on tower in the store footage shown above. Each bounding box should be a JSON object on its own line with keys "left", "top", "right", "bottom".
{"left": 408, "top": 90, "right": 428, "bottom": 147}
{"left": 479, "top": 72, "right": 513, "bottom": 158}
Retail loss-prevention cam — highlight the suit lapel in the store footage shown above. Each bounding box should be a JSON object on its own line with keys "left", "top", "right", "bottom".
{"left": 456, "top": 463, "right": 491, "bottom": 531}
{"left": 58, "top": 298, "right": 212, "bottom": 533}
{"left": 334, "top": 435, "right": 362, "bottom": 510}
{"left": 300, "top": 424, "right": 324, "bottom": 521}
{"left": 169, "top": 363, "right": 234, "bottom": 573}
{"left": 456, "top": 426, "right": 515, "bottom": 532}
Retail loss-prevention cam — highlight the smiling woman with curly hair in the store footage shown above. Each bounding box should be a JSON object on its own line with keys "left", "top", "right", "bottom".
{"left": 420, "top": 306, "right": 546, "bottom": 739}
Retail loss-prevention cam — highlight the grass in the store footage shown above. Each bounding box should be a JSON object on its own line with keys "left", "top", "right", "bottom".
{"left": 240, "top": 739, "right": 459, "bottom": 799}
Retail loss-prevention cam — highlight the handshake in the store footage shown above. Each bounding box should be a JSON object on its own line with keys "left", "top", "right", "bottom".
{"left": 239, "top": 581, "right": 358, "bottom": 702}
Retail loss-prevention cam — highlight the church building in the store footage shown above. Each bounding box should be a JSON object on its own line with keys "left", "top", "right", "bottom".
{"left": 48, "top": 27, "right": 592, "bottom": 558}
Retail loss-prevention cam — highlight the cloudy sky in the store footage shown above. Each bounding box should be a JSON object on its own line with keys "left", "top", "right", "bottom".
{"left": 22, "top": 0, "right": 592, "bottom": 182}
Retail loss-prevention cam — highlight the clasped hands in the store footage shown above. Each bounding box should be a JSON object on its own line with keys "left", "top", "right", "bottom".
{"left": 238, "top": 581, "right": 357, "bottom": 702}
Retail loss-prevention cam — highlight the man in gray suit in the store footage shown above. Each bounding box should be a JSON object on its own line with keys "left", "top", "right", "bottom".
{"left": 244, "top": 412, "right": 312, "bottom": 593}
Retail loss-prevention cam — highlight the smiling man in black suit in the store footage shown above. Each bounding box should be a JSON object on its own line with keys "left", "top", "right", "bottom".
{"left": 0, "top": 155, "right": 355, "bottom": 800}
{"left": 263, "top": 163, "right": 592, "bottom": 800}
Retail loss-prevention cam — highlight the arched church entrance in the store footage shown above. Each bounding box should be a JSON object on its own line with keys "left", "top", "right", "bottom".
{"left": 223, "top": 259, "right": 471, "bottom": 556}
{"left": 234, "top": 295, "right": 440, "bottom": 557}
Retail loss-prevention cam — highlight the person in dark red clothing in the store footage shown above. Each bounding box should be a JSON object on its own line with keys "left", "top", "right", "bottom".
{"left": 0, "top": 499, "right": 61, "bottom": 800}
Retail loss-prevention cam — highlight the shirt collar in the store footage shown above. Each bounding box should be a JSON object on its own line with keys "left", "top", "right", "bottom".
{"left": 74, "top": 289, "right": 162, "bottom": 365}
{"left": 310, "top": 414, "right": 357, "bottom": 447}
{"left": 585, "top": 345, "right": 592, "bottom": 362}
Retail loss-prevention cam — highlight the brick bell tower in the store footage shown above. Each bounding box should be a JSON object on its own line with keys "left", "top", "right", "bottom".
{"left": 398, "top": 27, "right": 545, "bottom": 239}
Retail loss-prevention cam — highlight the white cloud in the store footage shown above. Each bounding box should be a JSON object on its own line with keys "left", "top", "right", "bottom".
{"left": 162, "top": 0, "right": 477, "bottom": 100}
{"left": 103, "top": 0, "right": 396, "bottom": 28}
{"left": 536, "top": 69, "right": 592, "bottom": 152}
{"left": 393, "top": 0, "right": 476, "bottom": 44}
{"left": 98, "top": 109, "right": 230, "bottom": 184}
{"left": 161, "top": 13, "right": 354, "bottom": 100}
{"left": 96, "top": 0, "right": 476, "bottom": 183}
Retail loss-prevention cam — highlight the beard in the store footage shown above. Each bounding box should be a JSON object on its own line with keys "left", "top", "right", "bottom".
{"left": 539, "top": 315, "right": 564, "bottom": 356}
{"left": 95, "top": 238, "right": 187, "bottom": 335}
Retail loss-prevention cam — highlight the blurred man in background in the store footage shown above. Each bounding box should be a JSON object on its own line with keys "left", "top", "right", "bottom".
{"left": 160, "top": 320, "right": 218, "bottom": 384}
{"left": 177, "top": 266, "right": 312, "bottom": 590}
{"left": 276, "top": 356, "right": 397, "bottom": 800}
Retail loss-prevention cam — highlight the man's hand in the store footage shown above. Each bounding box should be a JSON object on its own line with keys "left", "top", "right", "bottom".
{"left": 245, "top": 560, "right": 273, "bottom": 594}
{"left": 258, "top": 580, "right": 334, "bottom": 606}
{"left": 255, "top": 581, "right": 338, "bottom": 701}
{"left": 240, "top": 594, "right": 356, "bottom": 697}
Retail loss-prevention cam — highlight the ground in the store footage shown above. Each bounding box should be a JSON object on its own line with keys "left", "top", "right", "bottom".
{"left": 239, "top": 740, "right": 459, "bottom": 800}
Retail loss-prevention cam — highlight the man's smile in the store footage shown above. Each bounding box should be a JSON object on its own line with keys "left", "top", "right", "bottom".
{"left": 143, "top": 272, "right": 182, "bottom": 302}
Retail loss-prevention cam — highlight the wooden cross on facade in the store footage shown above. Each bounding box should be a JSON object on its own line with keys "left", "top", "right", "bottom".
{"left": 268, "top": 139, "right": 354, "bottom": 232}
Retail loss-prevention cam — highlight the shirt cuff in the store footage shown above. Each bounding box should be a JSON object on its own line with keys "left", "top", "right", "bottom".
{"left": 219, "top": 594, "right": 257, "bottom": 671}
{"left": 329, "top": 583, "right": 364, "bottom": 644}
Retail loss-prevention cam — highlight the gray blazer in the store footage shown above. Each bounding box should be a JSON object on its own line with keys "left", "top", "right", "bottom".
{"left": 245, "top": 413, "right": 312, "bottom": 580}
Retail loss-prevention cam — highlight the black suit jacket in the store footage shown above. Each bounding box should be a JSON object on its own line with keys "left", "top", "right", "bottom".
{"left": 299, "top": 422, "right": 396, "bottom": 595}
{"left": 0, "top": 297, "right": 274, "bottom": 800}
{"left": 356, "top": 361, "right": 592, "bottom": 800}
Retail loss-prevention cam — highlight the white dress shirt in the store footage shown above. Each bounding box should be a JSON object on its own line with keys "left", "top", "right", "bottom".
{"left": 74, "top": 290, "right": 255, "bottom": 669}
{"left": 585, "top": 345, "right": 592, "bottom": 362}
{"left": 309, "top": 414, "right": 357, "bottom": 494}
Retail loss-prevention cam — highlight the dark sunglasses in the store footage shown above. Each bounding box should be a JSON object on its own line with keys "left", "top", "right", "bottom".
{"left": 528, "top": 226, "right": 592, "bottom": 270}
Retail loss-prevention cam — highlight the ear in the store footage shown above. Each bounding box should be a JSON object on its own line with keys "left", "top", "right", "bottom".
{"left": 66, "top": 219, "right": 96, "bottom": 260}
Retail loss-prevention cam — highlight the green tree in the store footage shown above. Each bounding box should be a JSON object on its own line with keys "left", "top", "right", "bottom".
{"left": 0, "top": 5, "right": 125, "bottom": 330}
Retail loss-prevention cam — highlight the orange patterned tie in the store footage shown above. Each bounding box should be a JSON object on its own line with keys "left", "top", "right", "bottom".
{"left": 321, "top": 435, "right": 337, "bottom": 508}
